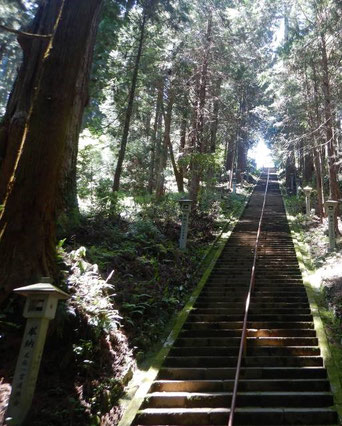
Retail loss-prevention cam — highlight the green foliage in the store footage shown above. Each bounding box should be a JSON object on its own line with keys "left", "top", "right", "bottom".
{"left": 127, "top": 218, "right": 163, "bottom": 241}
{"left": 0, "top": 1, "right": 37, "bottom": 113}
{"left": 77, "top": 142, "right": 105, "bottom": 202}
{"left": 284, "top": 194, "right": 306, "bottom": 217}
{"left": 66, "top": 247, "right": 122, "bottom": 334}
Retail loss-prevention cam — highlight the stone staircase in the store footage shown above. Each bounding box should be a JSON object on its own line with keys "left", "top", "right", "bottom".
{"left": 132, "top": 173, "right": 339, "bottom": 425}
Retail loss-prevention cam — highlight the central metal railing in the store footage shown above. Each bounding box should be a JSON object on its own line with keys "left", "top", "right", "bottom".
{"left": 228, "top": 169, "right": 270, "bottom": 426}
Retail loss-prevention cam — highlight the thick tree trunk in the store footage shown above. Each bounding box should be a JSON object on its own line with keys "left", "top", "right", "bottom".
{"left": 210, "top": 79, "right": 221, "bottom": 153}
{"left": 320, "top": 33, "right": 341, "bottom": 206}
{"left": 168, "top": 138, "right": 184, "bottom": 193}
{"left": 0, "top": 3, "right": 52, "bottom": 198}
{"left": 189, "top": 12, "right": 212, "bottom": 206}
{"left": 112, "top": 12, "right": 146, "bottom": 193}
{"left": 167, "top": 96, "right": 184, "bottom": 194}
{"left": 0, "top": 0, "right": 103, "bottom": 304}
{"left": 303, "top": 146, "right": 314, "bottom": 184}
{"left": 285, "top": 148, "right": 296, "bottom": 194}
{"left": 148, "top": 80, "right": 163, "bottom": 194}
{"left": 178, "top": 109, "right": 188, "bottom": 186}
{"left": 225, "top": 138, "right": 235, "bottom": 172}
{"left": 304, "top": 62, "right": 323, "bottom": 220}
{"left": 237, "top": 134, "right": 247, "bottom": 181}
{"left": 236, "top": 94, "right": 248, "bottom": 183}
{"left": 225, "top": 135, "right": 237, "bottom": 190}
{"left": 59, "top": 4, "right": 102, "bottom": 228}
{"left": 310, "top": 61, "right": 325, "bottom": 219}
{"left": 156, "top": 86, "right": 174, "bottom": 199}
{"left": 313, "top": 144, "right": 324, "bottom": 220}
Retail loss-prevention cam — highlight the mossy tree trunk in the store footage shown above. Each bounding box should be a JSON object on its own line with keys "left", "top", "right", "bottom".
{"left": 0, "top": 0, "right": 103, "bottom": 304}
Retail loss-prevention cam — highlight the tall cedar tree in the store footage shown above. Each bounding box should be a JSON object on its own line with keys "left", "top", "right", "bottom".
{"left": 0, "top": 0, "right": 103, "bottom": 304}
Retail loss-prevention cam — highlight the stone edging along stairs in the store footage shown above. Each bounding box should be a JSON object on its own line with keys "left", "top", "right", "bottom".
{"left": 120, "top": 172, "right": 340, "bottom": 426}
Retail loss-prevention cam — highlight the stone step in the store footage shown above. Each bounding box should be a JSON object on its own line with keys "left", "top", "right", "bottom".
{"left": 164, "top": 356, "right": 323, "bottom": 368}
{"left": 151, "top": 378, "right": 330, "bottom": 392}
{"left": 188, "top": 314, "right": 313, "bottom": 322}
{"left": 175, "top": 336, "right": 318, "bottom": 346}
{"left": 191, "top": 308, "right": 312, "bottom": 314}
{"left": 157, "top": 367, "right": 328, "bottom": 380}
{"left": 206, "top": 282, "right": 305, "bottom": 288}
{"left": 143, "top": 391, "right": 333, "bottom": 409}
{"left": 208, "top": 275, "right": 303, "bottom": 280}
{"left": 183, "top": 321, "right": 315, "bottom": 330}
{"left": 170, "top": 346, "right": 320, "bottom": 357}
{"left": 134, "top": 407, "right": 338, "bottom": 425}
{"left": 212, "top": 269, "right": 301, "bottom": 274}
{"left": 194, "top": 302, "right": 309, "bottom": 309}
{"left": 200, "top": 292, "right": 308, "bottom": 299}
{"left": 179, "top": 329, "right": 316, "bottom": 337}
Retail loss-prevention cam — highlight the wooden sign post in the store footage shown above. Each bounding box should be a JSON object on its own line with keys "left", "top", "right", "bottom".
{"left": 179, "top": 198, "right": 192, "bottom": 250}
{"left": 303, "top": 186, "right": 312, "bottom": 217}
{"left": 5, "top": 279, "right": 69, "bottom": 425}
{"left": 325, "top": 200, "right": 338, "bottom": 252}
{"left": 232, "top": 174, "right": 237, "bottom": 194}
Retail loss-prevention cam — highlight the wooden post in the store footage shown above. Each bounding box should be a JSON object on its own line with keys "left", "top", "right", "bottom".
{"left": 179, "top": 199, "right": 192, "bottom": 250}
{"left": 240, "top": 171, "right": 245, "bottom": 187}
{"left": 5, "top": 279, "right": 69, "bottom": 425}
{"left": 325, "top": 200, "right": 338, "bottom": 252}
{"left": 232, "top": 173, "right": 237, "bottom": 194}
{"left": 303, "top": 186, "right": 312, "bottom": 217}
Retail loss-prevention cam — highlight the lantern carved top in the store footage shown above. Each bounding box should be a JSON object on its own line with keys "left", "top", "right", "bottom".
{"left": 325, "top": 199, "right": 338, "bottom": 211}
{"left": 179, "top": 198, "right": 192, "bottom": 213}
{"left": 14, "top": 283, "right": 69, "bottom": 300}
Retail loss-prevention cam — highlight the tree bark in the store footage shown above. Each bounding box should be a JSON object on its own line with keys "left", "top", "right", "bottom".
{"left": 155, "top": 85, "right": 174, "bottom": 198}
{"left": 285, "top": 147, "right": 296, "bottom": 194}
{"left": 166, "top": 94, "right": 184, "bottom": 194}
{"left": 303, "top": 149, "right": 314, "bottom": 185}
{"left": 0, "top": 0, "right": 103, "bottom": 304}
{"left": 304, "top": 61, "right": 324, "bottom": 220}
{"left": 237, "top": 134, "right": 247, "bottom": 180}
{"left": 189, "top": 12, "right": 212, "bottom": 206}
{"left": 178, "top": 108, "right": 188, "bottom": 186}
{"left": 236, "top": 93, "right": 248, "bottom": 182}
{"left": 210, "top": 78, "right": 221, "bottom": 153}
{"left": 112, "top": 12, "right": 146, "bottom": 193}
{"left": 59, "top": 3, "right": 102, "bottom": 228}
{"left": 168, "top": 137, "right": 184, "bottom": 193}
{"left": 320, "top": 34, "right": 340, "bottom": 206}
{"left": 225, "top": 133, "right": 237, "bottom": 190}
{"left": 148, "top": 80, "right": 163, "bottom": 194}
{"left": 0, "top": 3, "right": 53, "bottom": 198}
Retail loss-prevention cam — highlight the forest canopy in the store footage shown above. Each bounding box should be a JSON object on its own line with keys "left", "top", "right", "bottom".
{"left": 0, "top": 0, "right": 341, "bottom": 423}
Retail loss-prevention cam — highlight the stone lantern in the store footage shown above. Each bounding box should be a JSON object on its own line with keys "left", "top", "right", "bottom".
{"left": 178, "top": 198, "right": 192, "bottom": 250}
{"left": 5, "top": 279, "right": 69, "bottom": 425}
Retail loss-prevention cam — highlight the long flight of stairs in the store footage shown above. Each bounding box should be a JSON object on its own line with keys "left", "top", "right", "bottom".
{"left": 133, "top": 173, "right": 339, "bottom": 425}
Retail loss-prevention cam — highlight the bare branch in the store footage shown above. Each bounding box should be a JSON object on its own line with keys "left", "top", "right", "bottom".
{"left": 0, "top": 23, "right": 52, "bottom": 39}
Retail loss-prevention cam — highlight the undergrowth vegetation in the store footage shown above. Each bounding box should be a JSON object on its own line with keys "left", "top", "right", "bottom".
{"left": 0, "top": 187, "right": 251, "bottom": 425}
{"left": 282, "top": 186, "right": 342, "bottom": 383}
